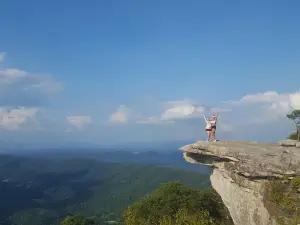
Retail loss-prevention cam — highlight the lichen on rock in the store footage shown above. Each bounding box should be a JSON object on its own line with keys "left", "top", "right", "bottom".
{"left": 179, "top": 140, "right": 300, "bottom": 225}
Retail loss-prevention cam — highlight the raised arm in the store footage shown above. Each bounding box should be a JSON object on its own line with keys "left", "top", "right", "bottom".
{"left": 216, "top": 112, "right": 220, "bottom": 121}
{"left": 202, "top": 114, "right": 208, "bottom": 123}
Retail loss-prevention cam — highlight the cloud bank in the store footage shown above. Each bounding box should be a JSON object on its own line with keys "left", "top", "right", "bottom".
{"left": 108, "top": 90, "right": 300, "bottom": 138}
{"left": 109, "top": 105, "right": 134, "bottom": 124}
{"left": 0, "top": 107, "right": 39, "bottom": 130}
{"left": 67, "top": 116, "right": 92, "bottom": 129}
{"left": 0, "top": 52, "right": 63, "bottom": 132}
{"left": 0, "top": 68, "right": 63, "bottom": 106}
{"left": 137, "top": 99, "right": 205, "bottom": 124}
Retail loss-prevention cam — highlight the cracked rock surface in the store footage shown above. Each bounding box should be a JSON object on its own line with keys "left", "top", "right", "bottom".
{"left": 179, "top": 140, "right": 300, "bottom": 225}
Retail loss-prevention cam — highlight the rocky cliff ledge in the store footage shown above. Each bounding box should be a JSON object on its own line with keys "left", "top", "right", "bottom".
{"left": 179, "top": 140, "right": 300, "bottom": 225}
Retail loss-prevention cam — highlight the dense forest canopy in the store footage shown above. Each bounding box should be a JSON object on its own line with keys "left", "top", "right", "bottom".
{"left": 60, "top": 181, "right": 233, "bottom": 225}
{"left": 123, "top": 181, "right": 233, "bottom": 225}
{"left": 0, "top": 153, "right": 211, "bottom": 225}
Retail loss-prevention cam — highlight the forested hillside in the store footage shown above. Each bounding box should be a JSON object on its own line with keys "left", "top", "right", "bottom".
{"left": 14, "top": 149, "right": 209, "bottom": 173}
{"left": 0, "top": 154, "right": 211, "bottom": 225}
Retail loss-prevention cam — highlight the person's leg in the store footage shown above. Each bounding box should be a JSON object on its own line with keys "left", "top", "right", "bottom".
{"left": 206, "top": 130, "right": 211, "bottom": 141}
{"left": 212, "top": 127, "right": 216, "bottom": 141}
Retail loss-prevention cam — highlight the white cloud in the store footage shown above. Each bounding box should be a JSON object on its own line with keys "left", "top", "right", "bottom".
{"left": 0, "top": 68, "right": 63, "bottom": 93}
{"left": 224, "top": 90, "right": 300, "bottom": 111}
{"left": 139, "top": 99, "right": 205, "bottom": 124}
{"left": 289, "top": 91, "right": 300, "bottom": 110}
{"left": 0, "top": 107, "right": 39, "bottom": 130}
{"left": 109, "top": 105, "right": 133, "bottom": 123}
{"left": 224, "top": 91, "right": 282, "bottom": 105}
{"left": 0, "top": 53, "right": 63, "bottom": 106}
{"left": 67, "top": 116, "right": 92, "bottom": 129}
{"left": 226, "top": 90, "right": 300, "bottom": 117}
{"left": 0, "top": 68, "right": 27, "bottom": 84}
{"left": 162, "top": 100, "right": 205, "bottom": 120}
{"left": 0, "top": 52, "right": 63, "bottom": 132}
{"left": 214, "top": 90, "right": 300, "bottom": 133}
{"left": 0, "top": 52, "right": 6, "bottom": 63}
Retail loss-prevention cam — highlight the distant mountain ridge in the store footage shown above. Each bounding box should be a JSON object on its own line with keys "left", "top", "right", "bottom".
{"left": 7, "top": 148, "right": 209, "bottom": 173}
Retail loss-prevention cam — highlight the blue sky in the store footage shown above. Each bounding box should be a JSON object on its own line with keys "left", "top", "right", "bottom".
{"left": 0, "top": 0, "right": 300, "bottom": 148}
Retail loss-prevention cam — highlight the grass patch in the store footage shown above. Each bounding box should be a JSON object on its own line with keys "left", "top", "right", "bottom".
{"left": 264, "top": 177, "right": 300, "bottom": 225}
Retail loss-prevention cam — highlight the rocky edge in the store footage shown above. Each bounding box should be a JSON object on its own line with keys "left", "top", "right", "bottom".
{"left": 179, "top": 140, "right": 300, "bottom": 225}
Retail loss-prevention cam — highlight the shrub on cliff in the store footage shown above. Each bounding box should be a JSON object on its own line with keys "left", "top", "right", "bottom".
{"left": 264, "top": 177, "right": 300, "bottom": 225}
{"left": 60, "top": 215, "right": 94, "bottom": 225}
{"left": 287, "top": 110, "right": 300, "bottom": 141}
{"left": 123, "top": 181, "right": 233, "bottom": 225}
{"left": 288, "top": 132, "right": 298, "bottom": 140}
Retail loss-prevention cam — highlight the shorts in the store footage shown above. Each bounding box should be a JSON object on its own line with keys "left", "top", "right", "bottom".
{"left": 206, "top": 128, "right": 211, "bottom": 131}
{"left": 211, "top": 126, "right": 216, "bottom": 130}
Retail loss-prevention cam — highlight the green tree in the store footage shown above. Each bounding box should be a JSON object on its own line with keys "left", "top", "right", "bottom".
{"left": 288, "top": 132, "right": 297, "bottom": 140}
{"left": 287, "top": 110, "right": 300, "bottom": 141}
{"left": 159, "top": 208, "right": 212, "bottom": 225}
{"left": 123, "top": 181, "right": 233, "bottom": 225}
{"left": 60, "top": 215, "right": 92, "bottom": 225}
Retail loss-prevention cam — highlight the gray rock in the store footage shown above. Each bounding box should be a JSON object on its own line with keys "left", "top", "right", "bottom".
{"left": 210, "top": 169, "right": 272, "bottom": 225}
{"left": 180, "top": 140, "right": 300, "bottom": 178}
{"left": 278, "top": 139, "right": 299, "bottom": 147}
{"left": 179, "top": 140, "right": 300, "bottom": 225}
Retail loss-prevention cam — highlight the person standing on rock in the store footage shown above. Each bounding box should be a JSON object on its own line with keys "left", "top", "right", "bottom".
{"left": 203, "top": 115, "right": 212, "bottom": 141}
{"left": 210, "top": 112, "right": 219, "bottom": 142}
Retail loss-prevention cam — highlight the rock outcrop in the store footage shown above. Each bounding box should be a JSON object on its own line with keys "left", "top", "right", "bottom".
{"left": 179, "top": 140, "right": 300, "bottom": 225}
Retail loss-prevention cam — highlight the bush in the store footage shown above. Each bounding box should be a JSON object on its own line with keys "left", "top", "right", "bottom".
{"left": 123, "top": 181, "right": 233, "bottom": 225}
{"left": 264, "top": 178, "right": 300, "bottom": 225}
{"left": 288, "top": 132, "right": 298, "bottom": 140}
{"left": 60, "top": 215, "right": 93, "bottom": 225}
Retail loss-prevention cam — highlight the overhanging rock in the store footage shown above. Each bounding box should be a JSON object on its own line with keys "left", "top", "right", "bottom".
{"left": 179, "top": 140, "right": 300, "bottom": 225}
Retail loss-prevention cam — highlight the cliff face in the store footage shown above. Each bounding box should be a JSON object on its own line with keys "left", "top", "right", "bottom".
{"left": 179, "top": 140, "right": 300, "bottom": 225}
